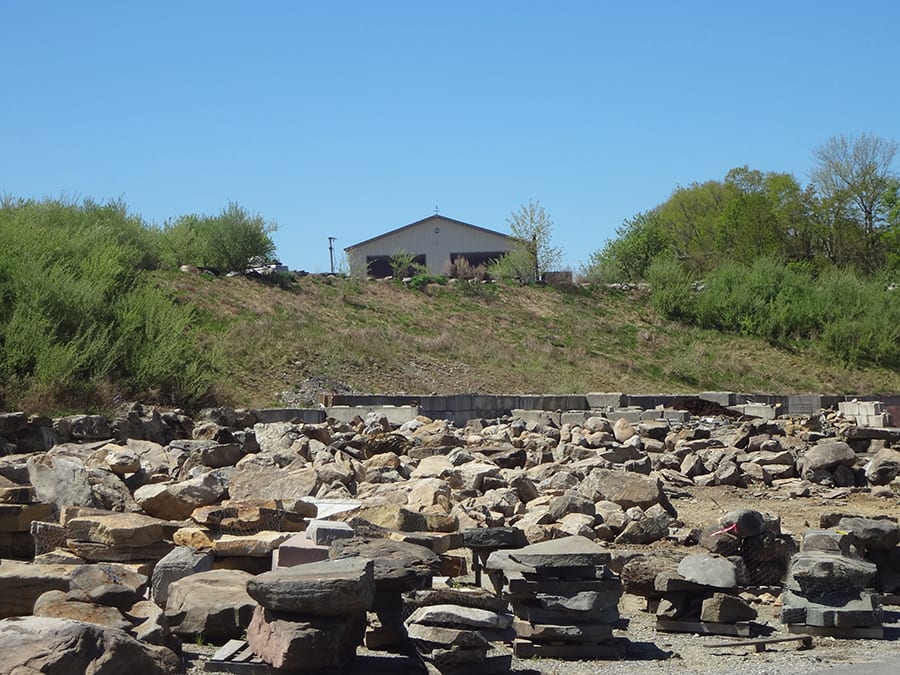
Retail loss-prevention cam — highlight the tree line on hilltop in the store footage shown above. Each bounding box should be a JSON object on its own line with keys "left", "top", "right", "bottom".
{"left": 1, "top": 132, "right": 897, "bottom": 412}
{"left": 578, "top": 133, "right": 900, "bottom": 369}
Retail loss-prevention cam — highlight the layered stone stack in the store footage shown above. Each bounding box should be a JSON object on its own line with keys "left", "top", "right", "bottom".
{"left": 653, "top": 552, "right": 757, "bottom": 635}
{"left": 781, "top": 526, "right": 886, "bottom": 637}
{"left": 245, "top": 557, "right": 374, "bottom": 670}
{"left": 485, "top": 535, "right": 624, "bottom": 658}
{"left": 403, "top": 587, "right": 514, "bottom": 674}
{"left": 329, "top": 537, "right": 441, "bottom": 651}
{"left": 172, "top": 498, "right": 316, "bottom": 574}
{"left": 0, "top": 483, "right": 51, "bottom": 559}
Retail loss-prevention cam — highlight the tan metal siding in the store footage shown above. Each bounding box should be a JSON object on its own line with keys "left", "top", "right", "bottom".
{"left": 348, "top": 216, "right": 513, "bottom": 275}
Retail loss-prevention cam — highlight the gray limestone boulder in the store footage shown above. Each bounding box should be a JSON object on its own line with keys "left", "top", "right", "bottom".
{"left": 487, "top": 535, "right": 612, "bottom": 572}
{"left": 865, "top": 447, "right": 900, "bottom": 485}
{"left": 676, "top": 553, "right": 738, "bottom": 589}
{"left": 328, "top": 538, "right": 441, "bottom": 592}
{"left": 0, "top": 615, "right": 181, "bottom": 674}
{"left": 837, "top": 516, "right": 900, "bottom": 551}
{"left": 578, "top": 468, "right": 666, "bottom": 511}
{"left": 614, "top": 511, "right": 670, "bottom": 545}
{"left": 799, "top": 441, "right": 857, "bottom": 480}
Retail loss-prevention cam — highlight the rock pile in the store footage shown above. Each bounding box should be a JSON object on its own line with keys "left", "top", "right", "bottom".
{"left": 245, "top": 557, "right": 374, "bottom": 670}
{"left": 485, "top": 536, "right": 624, "bottom": 658}
{"left": 780, "top": 515, "right": 899, "bottom": 637}
{"left": 403, "top": 587, "right": 514, "bottom": 674}
{"left": 0, "top": 399, "right": 897, "bottom": 668}
{"left": 329, "top": 537, "right": 441, "bottom": 650}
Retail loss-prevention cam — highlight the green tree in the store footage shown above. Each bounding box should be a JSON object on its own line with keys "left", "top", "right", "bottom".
{"left": 655, "top": 180, "right": 728, "bottom": 274}
{"left": 499, "top": 200, "right": 562, "bottom": 282}
{"left": 582, "top": 210, "right": 672, "bottom": 282}
{"left": 811, "top": 133, "right": 898, "bottom": 271}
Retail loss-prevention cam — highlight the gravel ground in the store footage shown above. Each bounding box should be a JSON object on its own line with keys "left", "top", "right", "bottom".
{"left": 181, "top": 593, "right": 899, "bottom": 675}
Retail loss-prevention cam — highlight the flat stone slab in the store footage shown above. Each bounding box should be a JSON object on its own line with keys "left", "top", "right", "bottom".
{"left": 487, "top": 535, "right": 612, "bottom": 572}
{"left": 677, "top": 553, "right": 738, "bottom": 589}
{"left": 246, "top": 557, "right": 375, "bottom": 615}
{"left": 405, "top": 604, "right": 513, "bottom": 630}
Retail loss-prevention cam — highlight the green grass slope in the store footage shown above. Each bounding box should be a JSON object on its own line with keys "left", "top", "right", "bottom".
{"left": 159, "top": 273, "right": 900, "bottom": 409}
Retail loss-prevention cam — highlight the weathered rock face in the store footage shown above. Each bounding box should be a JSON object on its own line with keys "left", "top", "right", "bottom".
{"left": 0, "top": 560, "right": 76, "bottom": 618}
{"left": 786, "top": 551, "right": 878, "bottom": 596}
{"left": 676, "top": 553, "right": 738, "bottom": 589}
{"left": 798, "top": 440, "right": 858, "bottom": 481}
{"left": 246, "top": 606, "right": 366, "bottom": 671}
{"left": 164, "top": 569, "right": 256, "bottom": 639}
{"left": 0, "top": 615, "right": 181, "bottom": 674}
{"left": 151, "top": 546, "right": 215, "bottom": 606}
{"left": 578, "top": 468, "right": 666, "bottom": 511}
{"left": 865, "top": 447, "right": 900, "bottom": 485}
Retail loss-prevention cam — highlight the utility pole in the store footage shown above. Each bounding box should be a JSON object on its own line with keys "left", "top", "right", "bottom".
{"left": 328, "top": 237, "right": 336, "bottom": 274}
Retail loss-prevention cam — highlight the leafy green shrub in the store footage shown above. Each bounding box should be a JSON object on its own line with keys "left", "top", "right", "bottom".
{"left": 158, "top": 202, "right": 276, "bottom": 273}
{"left": 0, "top": 197, "right": 215, "bottom": 410}
{"left": 646, "top": 256, "right": 695, "bottom": 320}
{"left": 407, "top": 274, "right": 447, "bottom": 291}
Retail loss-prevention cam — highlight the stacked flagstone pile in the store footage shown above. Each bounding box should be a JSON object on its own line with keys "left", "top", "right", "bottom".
{"left": 652, "top": 552, "right": 758, "bottom": 629}
{"left": 403, "top": 587, "right": 514, "bottom": 674}
{"left": 781, "top": 521, "right": 890, "bottom": 636}
{"left": 244, "top": 557, "right": 375, "bottom": 670}
{"left": 485, "top": 535, "right": 624, "bottom": 658}
{"left": 329, "top": 537, "right": 441, "bottom": 651}
{"left": 0, "top": 483, "right": 51, "bottom": 559}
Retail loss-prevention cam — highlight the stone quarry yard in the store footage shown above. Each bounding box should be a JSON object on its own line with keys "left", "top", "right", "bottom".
{"left": 182, "top": 483, "right": 900, "bottom": 675}
{"left": 2, "top": 402, "right": 898, "bottom": 675}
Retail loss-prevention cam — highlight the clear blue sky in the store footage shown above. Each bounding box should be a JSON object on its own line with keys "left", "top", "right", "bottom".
{"left": 3, "top": 1, "right": 899, "bottom": 273}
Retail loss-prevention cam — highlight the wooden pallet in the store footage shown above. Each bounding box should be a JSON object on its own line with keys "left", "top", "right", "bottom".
{"left": 656, "top": 618, "right": 752, "bottom": 637}
{"left": 512, "top": 638, "right": 623, "bottom": 660}
{"left": 786, "top": 623, "right": 885, "bottom": 639}
{"left": 706, "top": 634, "right": 812, "bottom": 652}
{"left": 204, "top": 640, "right": 276, "bottom": 674}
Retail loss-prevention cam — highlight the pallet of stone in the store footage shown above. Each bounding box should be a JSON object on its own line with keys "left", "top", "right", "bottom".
{"left": 656, "top": 618, "right": 753, "bottom": 637}
{"left": 786, "top": 623, "right": 886, "bottom": 639}
{"left": 706, "top": 634, "right": 813, "bottom": 652}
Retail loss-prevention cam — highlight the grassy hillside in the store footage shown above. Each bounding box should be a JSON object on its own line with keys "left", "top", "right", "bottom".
{"left": 157, "top": 273, "right": 900, "bottom": 409}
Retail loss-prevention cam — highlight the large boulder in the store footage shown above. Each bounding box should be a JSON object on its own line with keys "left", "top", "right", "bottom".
{"left": 865, "top": 447, "right": 900, "bottom": 485}
{"left": 799, "top": 441, "right": 857, "bottom": 480}
{"left": 0, "top": 560, "right": 76, "bottom": 618}
{"left": 786, "top": 551, "right": 877, "bottom": 596}
{"left": 579, "top": 468, "right": 667, "bottom": 511}
{"left": 246, "top": 557, "right": 375, "bottom": 615}
{"left": 151, "top": 546, "right": 215, "bottom": 606}
{"left": 0, "top": 616, "right": 181, "bottom": 674}
{"left": 164, "top": 569, "right": 255, "bottom": 639}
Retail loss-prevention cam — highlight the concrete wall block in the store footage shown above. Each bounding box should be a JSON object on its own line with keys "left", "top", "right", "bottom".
{"left": 255, "top": 408, "right": 327, "bottom": 424}
{"left": 699, "top": 392, "right": 737, "bottom": 407}
{"left": 586, "top": 392, "right": 626, "bottom": 409}
{"left": 784, "top": 395, "right": 822, "bottom": 416}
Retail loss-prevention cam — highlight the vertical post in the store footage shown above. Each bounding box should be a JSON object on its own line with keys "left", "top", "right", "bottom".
{"left": 328, "top": 237, "right": 336, "bottom": 274}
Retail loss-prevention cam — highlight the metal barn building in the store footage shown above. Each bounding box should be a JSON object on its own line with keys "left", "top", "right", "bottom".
{"left": 345, "top": 214, "right": 516, "bottom": 277}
